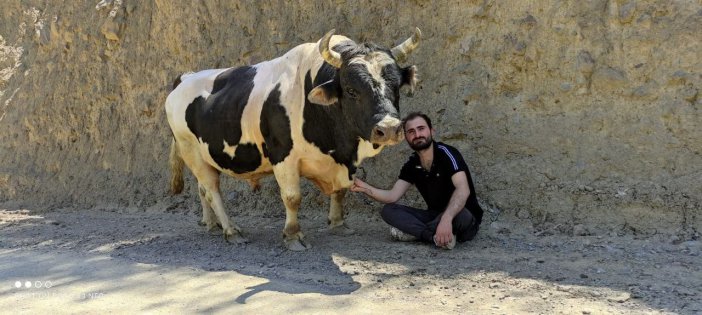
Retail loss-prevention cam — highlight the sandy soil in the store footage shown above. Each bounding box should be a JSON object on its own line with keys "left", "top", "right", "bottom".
{"left": 0, "top": 205, "right": 700, "bottom": 314}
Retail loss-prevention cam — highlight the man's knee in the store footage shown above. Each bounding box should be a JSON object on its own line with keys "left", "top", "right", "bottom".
{"left": 454, "top": 209, "right": 478, "bottom": 242}
{"left": 380, "top": 203, "right": 398, "bottom": 223}
{"left": 453, "top": 209, "right": 474, "bottom": 228}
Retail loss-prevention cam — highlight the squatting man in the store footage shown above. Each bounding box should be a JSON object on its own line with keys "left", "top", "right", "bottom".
{"left": 350, "top": 112, "right": 483, "bottom": 249}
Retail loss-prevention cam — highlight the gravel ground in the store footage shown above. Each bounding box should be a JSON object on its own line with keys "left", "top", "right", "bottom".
{"left": 0, "top": 206, "right": 700, "bottom": 314}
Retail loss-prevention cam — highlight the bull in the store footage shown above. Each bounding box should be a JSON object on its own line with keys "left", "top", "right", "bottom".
{"left": 165, "top": 28, "right": 421, "bottom": 250}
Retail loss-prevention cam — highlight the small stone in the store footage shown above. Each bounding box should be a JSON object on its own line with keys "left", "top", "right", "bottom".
{"left": 520, "top": 14, "right": 537, "bottom": 28}
{"left": 631, "top": 85, "right": 650, "bottom": 98}
{"left": 573, "top": 224, "right": 590, "bottom": 236}
{"left": 560, "top": 82, "right": 573, "bottom": 91}
{"left": 674, "top": 287, "right": 696, "bottom": 296}
{"left": 100, "top": 19, "right": 121, "bottom": 41}
{"left": 681, "top": 87, "right": 698, "bottom": 103}
{"left": 489, "top": 283, "right": 499, "bottom": 289}
{"left": 578, "top": 51, "right": 595, "bottom": 74}
{"left": 517, "top": 209, "right": 530, "bottom": 219}
{"left": 593, "top": 67, "right": 628, "bottom": 88}
{"left": 618, "top": 1, "right": 636, "bottom": 24}
{"left": 556, "top": 286, "right": 571, "bottom": 292}
{"left": 607, "top": 292, "right": 631, "bottom": 303}
{"left": 490, "top": 222, "right": 511, "bottom": 234}
{"left": 669, "top": 70, "right": 688, "bottom": 85}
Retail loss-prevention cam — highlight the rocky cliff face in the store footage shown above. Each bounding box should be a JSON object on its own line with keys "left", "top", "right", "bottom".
{"left": 1, "top": 0, "right": 700, "bottom": 236}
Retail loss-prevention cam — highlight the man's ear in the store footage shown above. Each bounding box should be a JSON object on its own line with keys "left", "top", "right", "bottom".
{"left": 401, "top": 65, "right": 418, "bottom": 97}
{"left": 307, "top": 80, "right": 338, "bottom": 105}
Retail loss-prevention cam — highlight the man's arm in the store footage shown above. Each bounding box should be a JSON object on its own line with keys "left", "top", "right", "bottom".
{"left": 350, "top": 178, "right": 411, "bottom": 204}
{"left": 434, "top": 171, "right": 471, "bottom": 246}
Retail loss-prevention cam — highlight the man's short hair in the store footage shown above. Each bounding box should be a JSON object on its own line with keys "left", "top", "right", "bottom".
{"left": 402, "top": 111, "right": 433, "bottom": 131}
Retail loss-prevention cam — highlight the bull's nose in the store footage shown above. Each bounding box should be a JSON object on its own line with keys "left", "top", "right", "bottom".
{"left": 370, "top": 116, "right": 402, "bottom": 144}
{"left": 374, "top": 127, "right": 387, "bottom": 138}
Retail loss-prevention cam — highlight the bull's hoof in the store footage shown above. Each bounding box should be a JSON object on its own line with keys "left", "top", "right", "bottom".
{"left": 207, "top": 225, "right": 223, "bottom": 235}
{"left": 285, "top": 238, "right": 311, "bottom": 251}
{"left": 199, "top": 219, "right": 220, "bottom": 229}
{"left": 224, "top": 229, "right": 248, "bottom": 244}
{"left": 325, "top": 223, "right": 356, "bottom": 236}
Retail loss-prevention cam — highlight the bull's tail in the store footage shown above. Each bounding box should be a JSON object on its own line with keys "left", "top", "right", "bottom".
{"left": 169, "top": 137, "right": 185, "bottom": 195}
{"left": 168, "top": 71, "right": 195, "bottom": 194}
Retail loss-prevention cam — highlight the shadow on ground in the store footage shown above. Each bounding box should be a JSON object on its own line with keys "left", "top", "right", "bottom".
{"left": 0, "top": 207, "right": 699, "bottom": 313}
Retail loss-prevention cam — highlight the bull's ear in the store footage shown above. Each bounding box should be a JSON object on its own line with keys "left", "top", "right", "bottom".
{"left": 401, "top": 65, "right": 418, "bottom": 97}
{"left": 307, "top": 80, "right": 338, "bottom": 105}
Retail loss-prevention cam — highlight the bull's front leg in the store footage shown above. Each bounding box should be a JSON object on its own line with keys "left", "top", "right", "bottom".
{"left": 327, "top": 189, "right": 355, "bottom": 235}
{"left": 273, "top": 164, "right": 311, "bottom": 251}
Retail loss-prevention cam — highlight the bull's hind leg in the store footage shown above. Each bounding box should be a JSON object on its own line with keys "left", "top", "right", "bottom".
{"left": 198, "top": 172, "right": 248, "bottom": 244}
{"left": 197, "top": 184, "right": 219, "bottom": 233}
{"left": 273, "top": 164, "right": 310, "bottom": 251}
{"left": 327, "top": 190, "right": 355, "bottom": 235}
{"left": 181, "top": 148, "right": 247, "bottom": 244}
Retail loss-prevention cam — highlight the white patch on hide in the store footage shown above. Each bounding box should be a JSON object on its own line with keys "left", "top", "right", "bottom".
{"left": 223, "top": 140, "right": 237, "bottom": 158}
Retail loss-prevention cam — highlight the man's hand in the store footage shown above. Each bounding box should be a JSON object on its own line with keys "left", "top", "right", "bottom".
{"left": 350, "top": 178, "right": 370, "bottom": 195}
{"left": 434, "top": 217, "right": 454, "bottom": 247}
{"left": 350, "top": 178, "right": 410, "bottom": 204}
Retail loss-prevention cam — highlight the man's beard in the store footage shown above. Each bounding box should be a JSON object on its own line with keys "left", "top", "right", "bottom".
{"left": 409, "top": 135, "right": 433, "bottom": 151}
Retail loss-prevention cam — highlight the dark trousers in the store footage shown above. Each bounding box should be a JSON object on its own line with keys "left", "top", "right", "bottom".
{"left": 381, "top": 203, "right": 479, "bottom": 243}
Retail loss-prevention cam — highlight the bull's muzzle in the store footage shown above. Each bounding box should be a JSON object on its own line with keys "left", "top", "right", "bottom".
{"left": 370, "top": 116, "right": 403, "bottom": 145}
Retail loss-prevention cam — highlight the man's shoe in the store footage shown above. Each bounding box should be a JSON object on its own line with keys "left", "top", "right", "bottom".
{"left": 435, "top": 234, "right": 456, "bottom": 250}
{"left": 390, "top": 227, "right": 418, "bottom": 242}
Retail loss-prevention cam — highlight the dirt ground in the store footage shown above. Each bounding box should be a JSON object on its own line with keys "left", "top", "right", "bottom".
{"left": 0, "top": 204, "right": 700, "bottom": 314}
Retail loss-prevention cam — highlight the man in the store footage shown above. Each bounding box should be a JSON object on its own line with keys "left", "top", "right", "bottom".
{"left": 350, "top": 112, "right": 483, "bottom": 249}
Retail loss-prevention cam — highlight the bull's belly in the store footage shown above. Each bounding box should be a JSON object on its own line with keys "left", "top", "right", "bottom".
{"left": 199, "top": 142, "right": 274, "bottom": 180}
{"left": 192, "top": 137, "right": 352, "bottom": 195}
{"left": 299, "top": 157, "right": 353, "bottom": 195}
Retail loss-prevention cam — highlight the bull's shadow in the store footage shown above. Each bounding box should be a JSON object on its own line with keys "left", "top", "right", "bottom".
{"left": 104, "top": 209, "right": 365, "bottom": 302}
{"left": 0, "top": 204, "right": 363, "bottom": 303}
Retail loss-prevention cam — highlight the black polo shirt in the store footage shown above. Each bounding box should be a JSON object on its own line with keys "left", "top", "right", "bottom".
{"left": 398, "top": 141, "right": 483, "bottom": 225}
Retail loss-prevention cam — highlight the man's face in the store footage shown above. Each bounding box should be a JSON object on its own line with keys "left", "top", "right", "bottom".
{"left": 404, "top": 117, "right": 433, "bottom": 151}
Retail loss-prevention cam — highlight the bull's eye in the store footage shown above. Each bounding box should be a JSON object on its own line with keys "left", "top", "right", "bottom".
{"left": 346, "top": 88, "right": 358, "bottom": 99}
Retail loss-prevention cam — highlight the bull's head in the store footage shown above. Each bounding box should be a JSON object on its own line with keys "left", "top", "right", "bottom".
{"left": 308, "top": 28, "right": 420, "bottom": 147}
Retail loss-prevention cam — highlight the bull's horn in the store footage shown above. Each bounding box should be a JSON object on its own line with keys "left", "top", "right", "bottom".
{"left": 319, "top": 29, "right": 343, "bottom": 68}
{"left": 391, "top": 27, "right": 422, "bottom": 63}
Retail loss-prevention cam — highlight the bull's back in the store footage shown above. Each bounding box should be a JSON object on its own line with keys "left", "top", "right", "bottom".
{"left": 166, "top": 66, "right": 274, "bottom": 177}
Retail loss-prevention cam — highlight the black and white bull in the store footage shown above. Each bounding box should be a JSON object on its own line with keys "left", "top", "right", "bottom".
{"left": 165, "top": 28, "right": 420, "bottom": 250}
